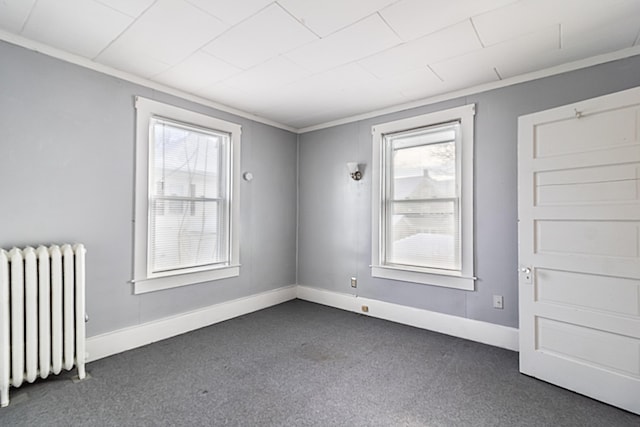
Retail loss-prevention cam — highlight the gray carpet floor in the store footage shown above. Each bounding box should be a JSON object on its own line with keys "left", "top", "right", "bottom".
{"left": 0, "top": 299, "right": 638, "bottom": 426}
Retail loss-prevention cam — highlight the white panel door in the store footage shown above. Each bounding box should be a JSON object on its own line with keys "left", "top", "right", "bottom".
{"left": 518, "top": 86, "right": 640, "bottom": 415}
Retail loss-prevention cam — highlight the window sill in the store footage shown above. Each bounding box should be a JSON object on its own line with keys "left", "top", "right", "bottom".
{"left": 133, "top": 265, "right": 239, "bottom": 294}
{"left": 371, "top": 265, "right": 475, "bottom": 290}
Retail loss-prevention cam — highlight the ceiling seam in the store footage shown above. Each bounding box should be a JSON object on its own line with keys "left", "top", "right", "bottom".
{"left": 188, "top": 0, "right": 280, "bottom": 47}
{"left": 347, "top": 19, "right": 486, "bottom": 80}
{"left": 376, "top": 11, "right": 402, "bottom": 40}
{"left": 94, "top": 0, "right": 139, "bottom": 18}
{"left": 428, "top": 65, "right": 445, "bottom": 83}
{"left": 91, "top": 0, "right": 159, "bottom": 61}
{"left": 558, "top": 24, "right": 563, "bottom": 50}
{"left": 469, "top": 18, "right": 485, "bottom": 48}
{"left": 275, "top": 1, "right": 322, "bottom": 39}
{"left": 19, "top": 0, "right": 38, "bottom": 34}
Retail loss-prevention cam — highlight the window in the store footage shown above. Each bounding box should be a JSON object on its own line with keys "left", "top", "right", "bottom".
{"left": 134, "top": 97, "right": 241, "bottom": 294}
{"left": 371, "top": 104, "right": 475, "bottom": 290}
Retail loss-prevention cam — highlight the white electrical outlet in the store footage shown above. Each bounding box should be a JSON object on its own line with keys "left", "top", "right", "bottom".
{"left": 350, "top": 277, "right": 357, "bottom": 288}
{"left": 493, "top": 295, "right": 504, "bottom": 309}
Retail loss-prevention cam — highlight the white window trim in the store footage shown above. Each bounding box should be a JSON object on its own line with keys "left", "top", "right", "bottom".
{"left": 133, "top": 96, "right": 241, "bottom": 294}
{"left": 371, "top": 104, "right": 475, "bottom": 291}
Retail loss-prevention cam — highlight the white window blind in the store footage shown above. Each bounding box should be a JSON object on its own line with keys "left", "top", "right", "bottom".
{"left": 149, "top": 117, "right": 230, "bottom": 274}
{"left": 134, "top": 97, "right": 241, "bottom": 294}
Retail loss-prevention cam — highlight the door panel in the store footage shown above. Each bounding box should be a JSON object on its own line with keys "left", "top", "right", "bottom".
{"left": 537, "top": 318, "right": 640, "bottom": 377}
{"left": 536, "top": 268, "right": 640, "bottom": 316}
{"left": 536, "top": 220, "right": 638, "bottom": 257}
{"left": 536, "top": 161, "right": 640, "bottom": 205}
{"left": 533, "top": 106, "right": 638, "bottom": 157}
{"left": 518, "top": 86, "right": 640, "bottom": 415}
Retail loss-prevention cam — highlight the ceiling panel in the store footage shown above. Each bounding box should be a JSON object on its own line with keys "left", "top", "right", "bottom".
{"left": 282, "top": 84, "right": 409, "bottom": 128}
{"left": 0, "top": 0, "right": 637, "bottom": 130}
{"left": 377, "top": 68, "right": 445, "bottom": 101}
{"left": 258, "top": 98, "right": 340, "bottom": 128}
{"left": 472, "top": 0, "right": 640, "bottom": 47}
{"left": 287, "top": 107, "right": 361, "bottom": 129}
{"left": 256, "top": 77, "right": 346, "bottom": 114}
{"left": 287, "top": 114, "right": 339, "bottom": 130}
{"left": 334, "top": 83, "right": 410, "bottom": 117}
{"left": 254, "top": 61, "right": 410, "bottom": 128}
{"left": 283, "top": 91, "right": 408, "bottom": 129}
{"left": 202, "top": 4, "right": 317, "bottom": 70}
{"left": 153, "top": 51, "right": 242, "bottom": 94}
{"left": 488, "top": 15, "right": 638, "bottom": 80}
{"left": 473, "top": 0, "right": 561, "bottom": 47}
{"left": 97, "top": 49, "right": 173, "bottom": 78}
{"left": 223, "top": 56, "right": 311, "bottom": 96}
{"left": 198, "top": 82, "right": 255, "bottom": 112}
{"left": 380, "top": 0, "right": 518, "bottom": 42}
{"left": 257, "top": 97, "right": 322, "bottom": 120}
{"left": 95, "top": 0, "right": 155, "bottom": 18}
{"left": 554, "top": 14, "right": 640, "bottom": 66}
{"left": 186, "top": 0, "right": 274, "bottom": 25}
{"left": 303, "top": 63, "right": 379, "bottom": 90}
{"left": 491, "top": 26, "right": 562, "bottom": 78}
{"left": 0, "top": 0, "right": 36, "bottom": 33}
{"left": 447, "top": 25, "right": 558, "bottom": 83}
{"left": 430, "top": 26, "right": 560, "bottom": 90}
{"left": 22, "top": 0, "right": 132, "bottom": 58}
{"left": 561, "top": 1, "right": 640, "bottom": 47}
{"left": 250, "top": 63, "right": 381, "bottom": 120}
{"left": 97, "top": 0, "right": 228, "bottom": 66}
{"left": 284, "top": 14, "right": 401, "bottom": 73}
{"left": 358, "top": 21, "right": 482, "bottom": 80}
{"left": 278, "top": 0, "right": 396, "bottom": 37}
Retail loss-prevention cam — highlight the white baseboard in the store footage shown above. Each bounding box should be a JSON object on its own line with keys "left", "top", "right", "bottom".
{"left": 86, "top": 285, "right": 297, "bottom": 362}
{"left": 86, "top": 284, "right": 518, "bottom": 363}
{"left": 296, "top": 285, "right": 519, "bottom": 351}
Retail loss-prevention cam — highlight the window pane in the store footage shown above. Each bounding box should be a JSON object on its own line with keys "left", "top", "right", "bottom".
{"left": 384, "top": 122, "right": 461, "bottom": 271}
{"left": 387, "top": 200, "right": 460, "bottom": 270}
{"left": 150, "top": 200, "right": 226, "bottom": 273}
{"left": 371, "top": 105, "right": 474, "bottom": 288}
{"left": 392, "top": 140, "right": 456, "bottom": 200}
{"left": 152, "top": 119, "right": 227, "bottom": 200}
{"left": 149, "top": 118, "right": 230, "bottom": 274}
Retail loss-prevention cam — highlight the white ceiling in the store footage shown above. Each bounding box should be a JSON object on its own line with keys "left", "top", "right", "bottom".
{"left": 1, "top": 0, "right": 639, "bottom": 130}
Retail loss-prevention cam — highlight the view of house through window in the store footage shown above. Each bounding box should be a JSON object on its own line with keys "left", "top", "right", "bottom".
{"left": 385, "top": 123, "right": 460, "bottom": 271}
{"left": 149, "top": 118, "right": 230, "bottom": 274}
{"left": 371, "top": 104, "right": 474, "bottom": 290}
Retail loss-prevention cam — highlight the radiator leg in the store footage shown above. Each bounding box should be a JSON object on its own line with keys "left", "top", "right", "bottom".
{"left": 77, "top": 362, "right": 86, "bottom": 381}
{"left": 1, "top": 385, "right": 8, "bottom": 407}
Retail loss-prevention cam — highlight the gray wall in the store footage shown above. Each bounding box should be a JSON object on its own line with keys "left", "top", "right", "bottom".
{"left": 3, "top": 38, "right": 640, "bottom": 336}
{"left": 0, "top": 41, "right": 298, "bottom": 337}
{"left": 298, "top": 55, "right": 640, "bottom": 328}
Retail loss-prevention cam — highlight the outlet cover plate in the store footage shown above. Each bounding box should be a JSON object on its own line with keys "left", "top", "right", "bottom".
{"left": 493, "top": 295, "right": 504, "bottom": 309}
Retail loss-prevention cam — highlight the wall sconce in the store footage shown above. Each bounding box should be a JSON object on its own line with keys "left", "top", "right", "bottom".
{"left": 347, "top": 162, "right": 362, "bottom": 181}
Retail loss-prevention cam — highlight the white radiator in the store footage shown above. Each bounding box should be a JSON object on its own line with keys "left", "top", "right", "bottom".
{"left": 0, "top": 244, "right": 86, "bottom": 407}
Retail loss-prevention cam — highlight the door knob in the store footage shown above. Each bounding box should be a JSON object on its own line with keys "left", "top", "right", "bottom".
{"left": 520, "top": 267, "right": 532, "bottom": 284}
